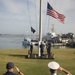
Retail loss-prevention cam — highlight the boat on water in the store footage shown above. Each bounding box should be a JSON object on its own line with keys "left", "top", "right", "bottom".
{"left": 22, "top": 38, "right": 31, "bottom": 46}
{"left": 22, "top": 38, "right": 39, "bottom": 46}
{"left": 31, "top": 39, "right": 39, "bottom": 46}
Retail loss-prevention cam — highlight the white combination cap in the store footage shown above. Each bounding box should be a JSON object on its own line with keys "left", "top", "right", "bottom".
{"left": 48, "top": 61, "right": 60, "bottom": 69}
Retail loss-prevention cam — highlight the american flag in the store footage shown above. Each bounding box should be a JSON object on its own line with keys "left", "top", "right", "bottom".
{"left": 47, "top": 2, "right": 65, "bottom": 24}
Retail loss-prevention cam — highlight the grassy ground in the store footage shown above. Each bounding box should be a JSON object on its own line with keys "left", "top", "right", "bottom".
{"left": 0, "top": 48, "right": 75, "bottom": 75}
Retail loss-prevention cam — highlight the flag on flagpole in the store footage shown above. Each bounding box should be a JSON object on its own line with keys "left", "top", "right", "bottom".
{"left": 47, "top": 2, "right": 65, "bottom": 24}
{"left": 31, "top": 27, "right": 36, "bottom": 33}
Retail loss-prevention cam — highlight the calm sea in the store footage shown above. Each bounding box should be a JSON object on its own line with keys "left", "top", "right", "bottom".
{"left": 0, "top": 35, "right": 29, "bottom": 49}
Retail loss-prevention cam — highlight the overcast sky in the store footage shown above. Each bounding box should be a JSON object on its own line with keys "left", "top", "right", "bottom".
{"left": 0, "top": 0, "right": 75, "bottom": 35}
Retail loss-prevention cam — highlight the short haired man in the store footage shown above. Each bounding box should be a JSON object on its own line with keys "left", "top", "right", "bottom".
{"left": 48, "top": 61, "right": 72, "bottom": 75}
{"left": 3, "top": 62, "right": 24, "bottom": 75}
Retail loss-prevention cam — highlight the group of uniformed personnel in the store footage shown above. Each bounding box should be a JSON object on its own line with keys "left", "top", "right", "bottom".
{"left": 40, "top": 40, "right": 51, "bottom": 58}
{"left": 29, "top": 40, "right": 52, "bottom": 58}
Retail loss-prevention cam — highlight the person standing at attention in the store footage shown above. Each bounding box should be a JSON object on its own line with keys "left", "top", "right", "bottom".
{"left": 3, "top": 62, "right": 24, "bottom": 75}
{"left": 40, "top": 42, "right": 44, "bottom": 58}
{"left": 48, "top": 61, "right": 72, "bottom": 75}
{"left": 30, "top": 43, "right": 33, "bottom": 55}
{"left": 46, "top": 40, "right": 51, "bottom": 58}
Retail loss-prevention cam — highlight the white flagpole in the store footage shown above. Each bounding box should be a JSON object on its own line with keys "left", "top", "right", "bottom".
{"left": 38, "top": 0, "right": 42, "bottom": 57}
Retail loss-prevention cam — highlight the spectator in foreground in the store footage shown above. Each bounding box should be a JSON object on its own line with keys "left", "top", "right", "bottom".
{"left": 48, "top": 61, "right": 72, "bottom": 75}
{"left": 3, "top": 62, "right": 24, "bottom": 75}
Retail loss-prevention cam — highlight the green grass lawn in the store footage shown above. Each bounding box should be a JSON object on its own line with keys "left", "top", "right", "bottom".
{"left": 0, "top": 48, "right": 75, "bottom": 75}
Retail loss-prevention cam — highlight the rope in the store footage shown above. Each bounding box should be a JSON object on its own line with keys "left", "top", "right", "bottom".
{"left": 34, "top": 0, "right": 38, "bottom": 35}
{"left": 51, "top": 0, "right": 56, "bottom": 33}
{"left": 46, "top": 0, "right": 51, "bottom": 33}
{"left": 46, "top": 0, "right": 56, "bottom": 33}
{"left": 51, "top": 0, "right": 56, "bottom": 25}
{"left": 26, "top": 0, "right": 33, "bottom": 38}
{"left": 26, "top": 0, "right": 32, "bottom": 27}
{"left": 41, "top": 0, "right": 49, "bottom": 33}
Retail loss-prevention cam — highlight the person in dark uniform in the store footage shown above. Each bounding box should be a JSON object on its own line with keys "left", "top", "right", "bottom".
{"left": 3, "top": 62, "right": 24, "bottom": 75}
{"left": 30, "top": 43, "right": 33, "bottom": 56}
{"left": 40, "top": 42, "right": 44, "bottom": 58}
{"left": 46, "top": 40, "right": 51, "bottom": 58}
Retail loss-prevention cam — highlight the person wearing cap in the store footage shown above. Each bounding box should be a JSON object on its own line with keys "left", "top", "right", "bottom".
{"left": 48, "top": 61, "right": 72, "bottom": 75}
{"left": 3, "top": 62, "right": 24, "bottom": 75}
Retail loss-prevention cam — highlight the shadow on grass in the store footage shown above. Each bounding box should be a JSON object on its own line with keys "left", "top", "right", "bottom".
{"left": 9, "top": 54, "right": 26, "bottom": 58}
{"left": 0, "top": 53, "right": 55, "bottom": 60}
{"left": 9, "top": 54, "right": 54, "bottom": 60}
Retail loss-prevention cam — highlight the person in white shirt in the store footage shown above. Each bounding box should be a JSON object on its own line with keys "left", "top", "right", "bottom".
{"left": 48, "top": 61, "right": 72, "bottom": 75}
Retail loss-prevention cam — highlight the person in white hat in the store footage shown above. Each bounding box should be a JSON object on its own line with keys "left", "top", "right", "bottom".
{"left": 48, "top": 61, "right": 72, "bottom": 75}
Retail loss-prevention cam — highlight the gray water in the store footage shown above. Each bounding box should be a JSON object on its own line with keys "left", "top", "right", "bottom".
{"left": 0, "top": 35, "right": 29, "bottom": 49}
